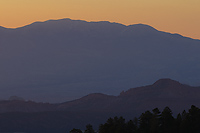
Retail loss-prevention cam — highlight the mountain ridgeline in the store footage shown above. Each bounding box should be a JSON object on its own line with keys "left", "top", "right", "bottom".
{"left": 0, "top": 18, "right": 200, "bottom": 102}
{"left": 58, "top": 79, "right": 200, "bottom": 115}
{"left": 0, "top": 79, "right": 200, "bottom": 132}
{"left": 0, "top": 78, "right": 200, "bottom": 115}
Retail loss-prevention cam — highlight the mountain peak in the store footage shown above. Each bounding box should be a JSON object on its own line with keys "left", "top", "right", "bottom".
{"left": 128, "top": 23, "right": 158, "bottom": 31}
{"left": 152, "top": 78, "right": 181, "bottom": 88}
{"left": 0, "top": 26, "right": 7, "bottom": 30}
{"left": 120, "top": 78, "right": 185, "bottom": 97}
{"left": 77, "top": 93, "right": 116, "bottom": 102}
{"left": 9, "top": 96, "right": 25, "bottom": 101}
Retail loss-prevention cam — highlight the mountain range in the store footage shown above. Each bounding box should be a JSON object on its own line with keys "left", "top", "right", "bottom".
{"left": 0, "top": 18, "right": 200, "bottom": 102}
{"left": 58, "top": 78, "right": 200, "bottom": 115}
{"left": 1, "top": 78, "right": 198, "bottom": 114}
{"left": 0, "top": 78, "right": 200, "bottom": 132}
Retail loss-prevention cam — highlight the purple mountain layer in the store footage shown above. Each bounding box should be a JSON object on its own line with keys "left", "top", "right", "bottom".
{"left": 0, "top": 18, "right": 200, "bottom": 102}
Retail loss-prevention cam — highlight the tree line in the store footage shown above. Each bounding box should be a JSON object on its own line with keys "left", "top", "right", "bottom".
{"left": 70, "top": 105, "right": 200, "bottom": 133}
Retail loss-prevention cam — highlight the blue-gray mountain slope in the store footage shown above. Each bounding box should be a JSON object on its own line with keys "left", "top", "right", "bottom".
{"left": 0, "top": 18, "right": 200, "bottom": 102}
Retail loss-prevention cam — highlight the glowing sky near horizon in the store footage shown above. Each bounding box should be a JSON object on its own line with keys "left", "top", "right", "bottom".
{"left": 0, "top": 0, "right": 200, "bottom": 39}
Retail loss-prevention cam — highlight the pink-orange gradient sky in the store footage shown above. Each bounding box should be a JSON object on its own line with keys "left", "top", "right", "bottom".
{"left": 0, "top": 0, "right": 199, "bottom": 39}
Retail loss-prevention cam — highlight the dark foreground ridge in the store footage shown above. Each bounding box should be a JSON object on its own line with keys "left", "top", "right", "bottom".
{"left": 1, "top": 78, "right": 199, "bottom": 114}
{"left": 0, "top": 79, "right": 200, "bottom": 132}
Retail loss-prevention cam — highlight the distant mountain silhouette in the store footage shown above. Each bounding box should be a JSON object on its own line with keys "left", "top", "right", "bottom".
{"left": 0, "top": 100, "right": 56, "bottom": 113}
{"left": 58, "top": 78, "right": 200, "bottom": 115}
{"left": 9, "top": 95, "right": 25, "bottom": 101}
{"left": 0, "top": 78, "right": 200, "bottom": 132}
{"left": 0, "top": 18, "right": 200, "bottom": 102}
{"left": 0, "top": 78, "right": 199, "bottom": 114}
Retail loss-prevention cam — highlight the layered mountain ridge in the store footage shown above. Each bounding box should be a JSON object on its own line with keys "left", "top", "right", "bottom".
{"left": 0, "top": 78, "right": 199, "bottom": 115}
{"left": 58, "top": 78, "right": 200, "bottom": 114}
{"left": 0, "top": 18, "right": 200, "bottom": 102}
{"left": 0, "top": 78, "right": 199, "bottom": 132}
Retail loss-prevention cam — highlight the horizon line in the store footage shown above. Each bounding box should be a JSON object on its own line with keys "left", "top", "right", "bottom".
{"left": 0, "top": 18, "right": 199, "bottom": 41}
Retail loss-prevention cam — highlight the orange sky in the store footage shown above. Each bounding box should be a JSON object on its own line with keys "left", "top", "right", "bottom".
{"left": 0, "top": 0, "right": 200, "bottom": 39}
